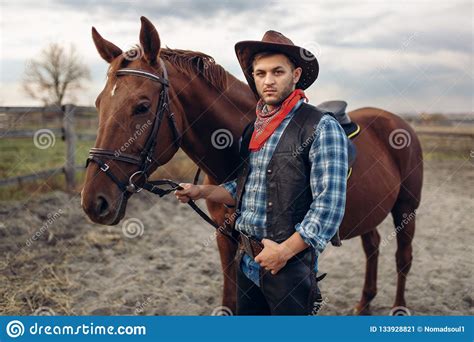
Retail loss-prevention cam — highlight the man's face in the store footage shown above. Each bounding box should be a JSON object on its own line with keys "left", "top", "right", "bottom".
{"left": 252, "top": 53, "right": 302, "bottom": 106}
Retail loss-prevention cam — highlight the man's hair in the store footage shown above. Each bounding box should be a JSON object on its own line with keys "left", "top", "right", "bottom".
{"left": 252, "top": 51, "right": 297, "bottom": 71}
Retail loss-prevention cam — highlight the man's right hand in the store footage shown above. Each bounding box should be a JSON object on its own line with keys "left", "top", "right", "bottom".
{"left": 174, "top": 183, "right": 201, "bottom": 203}
{"left": 174, "top": 183, "right": 236, "bottom": 207}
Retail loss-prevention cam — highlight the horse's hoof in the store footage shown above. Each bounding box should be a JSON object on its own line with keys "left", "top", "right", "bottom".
{"left": 353, "top": 304, "right": 371, "bottom": 315}
{"left": 389, "top": 306, "right": 411, "bottom": 316}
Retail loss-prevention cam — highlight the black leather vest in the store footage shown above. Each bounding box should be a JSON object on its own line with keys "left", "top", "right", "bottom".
{"left": 234, "top": 102, "right": 329, "bottom": 243}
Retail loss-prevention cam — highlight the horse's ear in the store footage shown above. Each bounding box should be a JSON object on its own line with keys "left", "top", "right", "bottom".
{"left": 139, "top": 16, "right": 161, "bottom": 65}
{"left": 92, "top": 27, "right": 122, "bottom": 63}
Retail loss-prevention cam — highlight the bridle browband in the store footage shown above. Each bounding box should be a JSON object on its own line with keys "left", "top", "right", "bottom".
{"left": 86, "top": 58, "right": 226, "bottom": 233}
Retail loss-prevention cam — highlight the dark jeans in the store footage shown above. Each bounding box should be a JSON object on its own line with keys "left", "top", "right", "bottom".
{"left": 235, "top": 248, "right": 323, "bottom": 315}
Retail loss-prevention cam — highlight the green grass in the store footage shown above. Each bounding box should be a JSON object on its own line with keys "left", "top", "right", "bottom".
{"left": 0, "top": 137, "right": 94, "bottom": 178}
{"left": 0, "top": 137, "right": 94, "bottom": 202}
{"left": 0, "top": 137, "right": 197, "bottom": 202}
{"left": 0, "top": 170, "right": 87, "bottom": 202}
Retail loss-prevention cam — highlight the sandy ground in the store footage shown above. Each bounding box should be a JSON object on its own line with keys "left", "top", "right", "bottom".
{"left": 0, "top": 159, "right": 472, "bottom": 315}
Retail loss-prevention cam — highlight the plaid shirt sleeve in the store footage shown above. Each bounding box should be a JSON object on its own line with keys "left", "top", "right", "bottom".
{"left": 220, "top": 179, "right": 237, "bottom": 208}
{"left": 294, "top": 115, "right": 349, "bottom": 253}
{"left": 220, "top": 179, "right": 237, "bottom": 198}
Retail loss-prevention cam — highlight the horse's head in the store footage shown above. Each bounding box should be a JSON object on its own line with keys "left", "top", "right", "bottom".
{"left": 82, "top": 17, "right": 181, "bottom": 225}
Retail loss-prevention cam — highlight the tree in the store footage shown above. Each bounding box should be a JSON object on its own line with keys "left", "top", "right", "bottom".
{"left": 23, "top": 43, "right": 91, "bottom": 107}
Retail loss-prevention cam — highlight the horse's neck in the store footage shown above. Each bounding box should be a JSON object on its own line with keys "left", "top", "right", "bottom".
{"left": 172, "top": 71, "right": 256, "bottom": 183}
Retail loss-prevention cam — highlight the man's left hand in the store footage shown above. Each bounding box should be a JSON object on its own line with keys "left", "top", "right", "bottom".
{"left": 254, "top": 238, "right": 292, "bottom": 275}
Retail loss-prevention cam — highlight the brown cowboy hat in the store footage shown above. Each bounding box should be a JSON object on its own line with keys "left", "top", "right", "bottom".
{"left": 235, "top": 30, "right": 319, "bottom": 98}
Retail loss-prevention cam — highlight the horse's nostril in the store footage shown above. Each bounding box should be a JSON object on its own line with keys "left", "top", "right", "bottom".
{"left": 96, "top": 195, "right": 110, "bottom": 217}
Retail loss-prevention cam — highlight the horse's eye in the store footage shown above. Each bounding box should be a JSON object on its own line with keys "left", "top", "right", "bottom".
{"left": 133, "top": 102, "right": 150, "bottom": 115}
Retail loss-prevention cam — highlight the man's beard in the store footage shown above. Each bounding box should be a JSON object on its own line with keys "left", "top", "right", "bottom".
{"left": 259, "top": 82, "right": 295, "bottom": 107}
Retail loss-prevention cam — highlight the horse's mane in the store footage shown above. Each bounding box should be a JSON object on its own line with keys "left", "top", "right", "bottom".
{"left": 112, "top": 45, "right": 228, "bottom": 92}
{"left": 161, "top": 48, "right": 228, "bottom": 91}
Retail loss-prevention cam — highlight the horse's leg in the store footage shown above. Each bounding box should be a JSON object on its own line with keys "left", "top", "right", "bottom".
{"left": 354, "top": 229, "right": 381, "bottom": 315}
{"left": 391, "top": 201, "right": 416, "bottom": 310}
{"left": 204, "top": 194, "right": 239, "bottom": 314}
{"left": 215, "top": 229, "right": 238, "bottom": 313}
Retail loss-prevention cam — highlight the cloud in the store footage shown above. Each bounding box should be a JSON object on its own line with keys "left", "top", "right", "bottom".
{"left": 53, "top": 0, "right": 266, "bottom": 20}
{"left": 1, "top": 0, "right": 472, "bottom": 113}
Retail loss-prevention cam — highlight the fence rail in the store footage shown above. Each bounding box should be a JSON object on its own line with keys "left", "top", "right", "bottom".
{"left": 414, "top": 130, "right": 473, "bottom": 138}
{"left": 0, "top": 106, "right": 95, "bottom": 115}
{"left": 0, "top": 166, "right": 85, "bottom": 187}
{"left": 1, "top": 128, "right": 63, "bottom": 138}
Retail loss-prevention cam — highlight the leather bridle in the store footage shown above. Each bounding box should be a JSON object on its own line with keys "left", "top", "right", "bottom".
{"left": 86, "top": 58, "right": 225, "bottom": 232}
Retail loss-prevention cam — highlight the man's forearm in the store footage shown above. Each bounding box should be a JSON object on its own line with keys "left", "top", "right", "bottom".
{"left": 280, "top": 232, "right": 310, "bottom": 260}
{"left": 198, "top": 185, "right": 236, "bottom": 206}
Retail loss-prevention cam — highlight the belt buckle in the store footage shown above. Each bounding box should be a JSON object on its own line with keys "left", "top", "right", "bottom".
{"left": 240, "top": 231, "right": 254, "bottom": 259}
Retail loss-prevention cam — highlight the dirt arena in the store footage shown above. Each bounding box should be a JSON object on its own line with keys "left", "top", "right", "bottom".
{"left": 0, "top": 159, "right": 472, "bottom": 315}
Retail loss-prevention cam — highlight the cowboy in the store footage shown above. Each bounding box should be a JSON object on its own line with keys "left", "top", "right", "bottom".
{"left": 175, "top": 31, "right": 349, "bottom": 315}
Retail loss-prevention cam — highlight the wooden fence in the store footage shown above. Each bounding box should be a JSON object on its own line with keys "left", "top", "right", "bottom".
{"left": 0, "top": 105, "right": 472, "bottom": 191}
{"left": 0, "top": 105, "right": 96, "bottom": 191}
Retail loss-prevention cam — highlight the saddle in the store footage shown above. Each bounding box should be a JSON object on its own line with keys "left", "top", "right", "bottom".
{"left": 316, "top": 100, "right": 360, "bottom": 247}
{"left": 317, "top": 100, "right": 360, "bottom": 140}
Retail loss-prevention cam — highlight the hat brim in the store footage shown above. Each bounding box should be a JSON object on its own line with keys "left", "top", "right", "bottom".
{"left": 235, "top": 40, "right": 319, "bottom": 98}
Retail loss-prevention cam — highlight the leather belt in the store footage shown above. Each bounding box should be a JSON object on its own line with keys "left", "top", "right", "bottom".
{"left": 238, "top": 231, "right": 264, "bottom": 259}
{"left": 238, "top": 231, "right": 328, "bottom": 282}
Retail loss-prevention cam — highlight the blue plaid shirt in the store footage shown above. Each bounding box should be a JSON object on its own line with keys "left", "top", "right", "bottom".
{"left": 220, "top": 100, "right": 348, "bottom": 286}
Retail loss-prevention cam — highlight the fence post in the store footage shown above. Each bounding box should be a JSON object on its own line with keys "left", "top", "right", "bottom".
{"left": 63, "top": 104, "right": 76, "bottom": 192}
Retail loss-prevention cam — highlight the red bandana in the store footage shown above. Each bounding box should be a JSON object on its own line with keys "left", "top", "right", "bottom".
{"left": 249, "top": 89, "right": 307, "bottom": 151}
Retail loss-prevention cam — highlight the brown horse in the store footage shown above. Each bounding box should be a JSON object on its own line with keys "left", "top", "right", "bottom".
{"left": 81, "top": 17, "right": 423, "bottom": 315}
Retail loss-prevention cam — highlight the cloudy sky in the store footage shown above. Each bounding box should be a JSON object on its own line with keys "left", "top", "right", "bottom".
{"left": 1, "top": 0, "right": 472, "bottom": 114}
